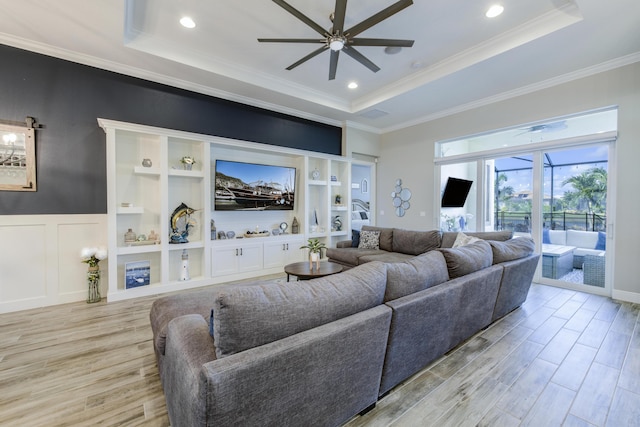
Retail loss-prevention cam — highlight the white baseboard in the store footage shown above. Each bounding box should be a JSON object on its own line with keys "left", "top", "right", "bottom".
{"left": 612, "top": 289, "right": 640, "bottom": 304}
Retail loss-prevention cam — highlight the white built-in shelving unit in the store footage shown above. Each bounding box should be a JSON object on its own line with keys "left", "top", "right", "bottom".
{"left": 99, "top": 118, "right": 351, "bottom": 301}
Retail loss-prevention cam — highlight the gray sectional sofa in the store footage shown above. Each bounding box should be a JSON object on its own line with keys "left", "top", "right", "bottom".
{"left": 326, "top": 225, "right": 514, "bottom": 269}
{"left": 150, "top": 230, "right": 539, "bottom": 426}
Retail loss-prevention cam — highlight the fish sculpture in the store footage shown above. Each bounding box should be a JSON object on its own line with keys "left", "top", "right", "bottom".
{"left": 170, "top": 202, "right": 197, "bottom": 243}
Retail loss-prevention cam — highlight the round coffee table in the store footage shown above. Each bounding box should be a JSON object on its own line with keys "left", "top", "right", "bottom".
{"left": 284, "top": 261, "right": 343, "bottom": 281}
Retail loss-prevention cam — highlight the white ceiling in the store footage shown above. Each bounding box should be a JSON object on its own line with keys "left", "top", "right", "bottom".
{"left": 0, "top": 0, "right": 639, "bottom": 132}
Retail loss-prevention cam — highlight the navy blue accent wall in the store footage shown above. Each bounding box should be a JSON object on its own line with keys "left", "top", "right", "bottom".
{"left": 0, "top": 44, "right": 341, "bottom": 215}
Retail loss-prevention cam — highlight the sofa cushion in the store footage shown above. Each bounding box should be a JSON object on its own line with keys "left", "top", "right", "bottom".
{"left": 362, "top": 225, "right": 393, "bottom": 251}
{"left": 212, "top": 261, "right": 388, "bottom": 358}
{"left": 489, "top": 237, "right": 535, "bottom": 264}
{"left": 385, "top": 251, "right": 449, "bottom": 302}
{"left": 358, "top": 230, "right": 380, "bottom": 249}
{"left": 441, "top": 231, "right": 512, "bottom": 248}
{"left": 438, "top": 240, "right": 493, "bottom": 279}
{"left": 358, "top": 252, "right": 415, "bottom": 265}
{"left": 392, "top": 228, "right": 442, "bottom": 255}
{"left": 326, "top": 247, "right": 386, "bottom": 266}
{"left": 547, "top": 230, "right": 567, "bottom": 245}
{"left": 452, "top": 232, "right": 481, "bottom": 248}
{"left": 566, "top": 230, "right": 599, "bottom": 249}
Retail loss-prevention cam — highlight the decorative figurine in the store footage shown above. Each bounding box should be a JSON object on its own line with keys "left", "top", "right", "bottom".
{"left": 170, "top": 202, "right": 197, "bottom": 244}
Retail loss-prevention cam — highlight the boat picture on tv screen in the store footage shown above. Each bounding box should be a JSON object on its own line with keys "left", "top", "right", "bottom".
{"left": 214, "top": 160, "right": 296, "bottom": 211}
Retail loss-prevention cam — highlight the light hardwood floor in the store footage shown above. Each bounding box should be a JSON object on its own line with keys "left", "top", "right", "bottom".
{"left": 1, "top": 281, "right": 638, "bottom": 426}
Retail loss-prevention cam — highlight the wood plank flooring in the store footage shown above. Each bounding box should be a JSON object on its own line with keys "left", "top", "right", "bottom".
{"left": 1, "top": 281, "right": 638, "bottom": 426}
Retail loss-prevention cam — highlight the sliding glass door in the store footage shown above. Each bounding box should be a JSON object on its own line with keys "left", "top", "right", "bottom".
{"left": 435, "top": 109, "right": 616, "bottom": 295}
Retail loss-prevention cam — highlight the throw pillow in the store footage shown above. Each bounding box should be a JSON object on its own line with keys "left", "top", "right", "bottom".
{"left": 596, "top": 231, "right": 606, "bottom": 250}
{"left": 452, "top": 232, "right": 481, "bottom": 248}
{"left": 209, "top": 309, "right": 214, "bottom": 338}
{"left": 543, "top": 229, "right": 550, "bottom": 244}
{"left": 358, "top": 230, "right": 381, "bottom": 250}
{"left": 351, "top": 229, "right": 361, "bottom": 247}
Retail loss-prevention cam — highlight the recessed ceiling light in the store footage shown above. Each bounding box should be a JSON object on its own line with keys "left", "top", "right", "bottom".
{"left": 486, "top": 4, "right": 504, "bottom": 18}
{"left": 348, "top": 82, "right": 358, "bottom": 89}
{"left": 180, "top": 16, "right": 196, "bottom": 29}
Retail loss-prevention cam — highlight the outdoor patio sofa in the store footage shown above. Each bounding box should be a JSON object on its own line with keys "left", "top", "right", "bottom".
{"left": 149, "top": 229, "right": 539, "bottom": 426}
{"left": 543, "top": 229, "right": 606, "bottom": 268}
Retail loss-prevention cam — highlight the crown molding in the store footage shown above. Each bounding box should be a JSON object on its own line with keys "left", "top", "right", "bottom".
{"left": 382, "top": 51, "right": 640, "bottom": 133}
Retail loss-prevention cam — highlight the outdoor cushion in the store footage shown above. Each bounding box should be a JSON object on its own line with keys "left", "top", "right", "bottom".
{"left": 596, "top": 231, "right": 606, "bottom": 250}
{"left": 362, "top": 225, "right": 394, "bottom": 251}
{"left": 358, "top": 230, "right": 380, "bottom": 249}
{"left": 489, "top": 237, "right": 535, "bottom": 264}
{"left": 566, "top": 230, "right": 599, "bottom": 249}
{"left": 212, "top": 261, "right": 387, "bottom": 358}
{"left": 438, "top": 240, "right": 493, "bottom": 279}
{"left": 385, "top": 251, "right": 449, "bottom": 302}
{"left": 392, "top": 228, "right": 442, "bottom": 255}
{"left": 547, "top": 230, "right": 567, "bottom": 245}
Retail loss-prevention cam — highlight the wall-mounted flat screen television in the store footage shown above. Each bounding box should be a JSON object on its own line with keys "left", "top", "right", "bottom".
{"left": 214, "top": 159, "right": 296, "bottom": 211}
{"left": 441, "top": 177, "right": 473, "bottom": 208}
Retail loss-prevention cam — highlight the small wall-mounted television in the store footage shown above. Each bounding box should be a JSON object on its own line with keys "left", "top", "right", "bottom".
{"left": 214, "top": 159, "right": 296, "bottom": 211}
{"left": 441, "top": 177, "right": 473, "bottom": 208}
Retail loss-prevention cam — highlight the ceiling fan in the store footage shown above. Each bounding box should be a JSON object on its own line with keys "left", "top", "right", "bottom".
{"left": 258, "top": 0, "right": 414, "bottom": 80}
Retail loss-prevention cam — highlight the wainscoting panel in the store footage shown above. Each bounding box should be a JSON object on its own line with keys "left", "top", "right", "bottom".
{"left": 0, "top": 215, "right": 107, "bottom": 313}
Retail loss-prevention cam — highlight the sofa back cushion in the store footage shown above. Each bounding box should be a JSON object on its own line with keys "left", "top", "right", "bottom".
{"left": 566, "top": 230, "right": 600, "bottom": 249}
{"left": 385, "top": 251, "right": 449, "bottom": 302}
{"left": 212, "top": 261, "right": 387, "bottom": 358}
{"left": 362, "top": 225, "right": 393, "bottom": 251}
{"left": 440, "top": 231, "right": 512, "bottom": 248}
{"left": 438, "top": 240, "right": 493, "bottom": 278}
{"left": 392, "top": 228, "right": 442, "bottom": 255}
{"left": 547, "top": 230, "right": 567, "bottom": 245}
{"left": 489, "top": 237, "right": 535, "bottom": 264}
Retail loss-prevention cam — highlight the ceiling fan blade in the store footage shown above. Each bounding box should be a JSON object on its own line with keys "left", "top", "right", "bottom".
{"left": 342, "top": 46, "right": 380, "bottom": 73}
{"left": 286, "top": 46, "right": 328, "bottom": 70}
{"left": 332, "top": 0, "right": 348, "bottom": 34}
{"left": 329, "top": 50, "right": 340, "bottom": 80}
{"left": 272, "top": 0, "right": 328, "bottom": 37}
{"left": 346, "top": 0, "right": 413, "bottom": 38}
{"left": 350, "top": 38, "right": 414, "bottom": 47}
{"left": 258, "top": 38, "right": 326, "bottom": 44}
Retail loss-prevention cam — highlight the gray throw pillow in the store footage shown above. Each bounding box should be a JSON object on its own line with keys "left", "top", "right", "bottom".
{"left": 385, "top": 251, "right": 449, "bottom": 301}
{"left": 438, "top": 240, "right": 493, "bottom": 279}
{"left": 489, "top": 237, "right": 535, "bottom": 264}
{"left": 358, "top": 230, "right": 380, "bottom": 249}
{"left": 212, "top": 262, "right": 387, "bottom": 358}
{"left": 362, "top": 226, "right": 393, "bottom": 251}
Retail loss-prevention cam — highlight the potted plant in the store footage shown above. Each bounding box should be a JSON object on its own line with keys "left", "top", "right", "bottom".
{"left": 180, "top": 156, "right": 196, "bottom": 170}
{"left": 300, "top": 238, "right": 326, "bottom": 269}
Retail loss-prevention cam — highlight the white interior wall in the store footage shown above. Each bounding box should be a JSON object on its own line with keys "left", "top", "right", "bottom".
{"left": 378, "top": 61, "right": 640, "bottom": 301}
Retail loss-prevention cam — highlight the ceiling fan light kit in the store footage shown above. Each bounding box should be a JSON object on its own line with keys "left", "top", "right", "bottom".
{"left": 258, "top": 0, "right": 415, "bottom": 80}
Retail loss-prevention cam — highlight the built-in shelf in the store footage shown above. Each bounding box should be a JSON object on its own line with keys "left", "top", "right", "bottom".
{"left": 117, "top": 206, "right": 145, "bottom": 214}
{"left": 133, "top": 166, "right": 161, "bottom": 175}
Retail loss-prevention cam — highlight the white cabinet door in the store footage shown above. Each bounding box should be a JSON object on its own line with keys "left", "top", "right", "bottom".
{"left": 211, "top": 242, "right": 263, "bottom": 277}
{"left": 236, "top": 243, "right": 263, "bottom": 272}
{"left": 211, "top": 246, "right": 239, "bottom": 277}
{"left": 264, "top": 238, "right": 304, "bottom": 268}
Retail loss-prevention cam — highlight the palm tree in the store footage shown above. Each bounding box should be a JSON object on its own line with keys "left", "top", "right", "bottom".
{"left": 495, "top": 172, "right": 514, "bottom": 210}
{"left": 561, "top": 167, "right": 607, "bottom": 214}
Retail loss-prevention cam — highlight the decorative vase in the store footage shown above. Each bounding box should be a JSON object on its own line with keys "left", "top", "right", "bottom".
{"left": 142, "top": 158, "right": 152, "bottom": 167}
{"left": 309, "top": 252, "right": 320, "bottom": 270}
{"left": 183, "top": 163, "right": 192, "bottom": 171}
{"left": 87, "top": 266, "right": 101, "bottom": 303}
